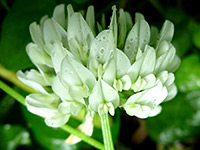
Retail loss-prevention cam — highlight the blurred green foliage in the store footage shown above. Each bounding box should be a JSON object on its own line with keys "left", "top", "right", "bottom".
{"left": 1, "top": 0, "right": 200, "bottom": 149}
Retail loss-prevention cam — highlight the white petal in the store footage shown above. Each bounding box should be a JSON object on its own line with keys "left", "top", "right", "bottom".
{"left": 109, "top": 6, "right": 117, "bottom": 45}
{"left": 165, "top": 84, "right": 177, "bottom": 101}
{"left": 69, "top": 85, "right": 89, "bottom": 101}
{"left": 135, "top": 13, "right": 145, "bottom": 22}
{"left": 26, "top": 43, "right": 55, "bottom": 84}
{"left": 89, "top": 80, "right": 104, "bottom": 112}
{"left": 131, "top": 76, "right": 146, "bottom": 92}
{"left": 60, "top": 56, "right": 82, "bottom": 86}
{"left": 124, "top": 104, "right": 141, "bottom": 116}
{"left": 68, "top": 56, "right": 96, "bottom": 89}
{"left": 149, "top": 106, "right": 162, "bottom": 117}
{"left": 116, "top": 49, "right": 131, "bottom": 78}
{"left": 68, "top": 12, "right": 94, "bottom": 64}
{"left": 143, "top": 74, "right": 156, "bottom": 89}
{"left": 89, "top": 79, "right": 119, "bottom": 113}
{"left": 139, "top": 45, "right": 156, "bottom": 76}
{"left": 124, "top": 19, "right": 150, "bottom": 62}
{"left": 17, "top": 70, "right": 48, "bottom": 94}
{"left": 67, "top": 4, "right": 74, "bottom": 19}
{"left": 25, "top": 93, "right": 58, "bottom": 117}
{"left": 154, "top": 85, "right": 168, "bottom": 106}
{"left": 103, "top": 57, "right": 116, "bottom": 85}
{"left": 113, "top": 79, "right": 123, "bottom": 92}
{"left": 43, "top": 19, "right": 67, "bottom": 45}
{"left": 26, "top": 43, "right": 52, "bottom": 67}
{"left": 118, "top": 9, "right": 128, "bottom": 48}
{"left": 52, "top": 75, "right": 73, "bottom": 101}
{"left": 107, "top": 102, "right": 115, "bottom": 116}
{"left": 157, "top": 71, "right": 169, "bottom": 83}
{"left": 50, "top": 42, "right": 68, "bottom": 73}
{"left": 53, "top": 4, "right": 67, "bottom": 29}
{"left": 90, "top": 30, "right": 115, "bottom": 64}
{"left": 165, "top": 73, "right": 175, "bottom": 86}
{"left": 156, "top": 20, "right": 174, "bottom": 48}
{"left": 127, "top": 58, "right": 142, "bottom": 82}
{"left": 58, "top": 101, "right": 71, "bottom": 114}
{"left": 45, "top": 113, "right": 70, "bottom": 128}
{"left": 29, "top": 22, "right": 43, "bottom": 48}
{"left": 121, "top": 75, "right": 132, "bottom": 90}
{"left": 58, "top": 101, "right": 83, "bottom": 116}
{"left": 158, "top": 45, "right": 176, "bottom": 72}
{"left": 70, "top": 102, "right": 83, "bottom": 116}
{"left": 167, "top": 55, "right": 181, "bottom": 72}
{"left": 86, "top": 5, "right": 95, "bottom": 35}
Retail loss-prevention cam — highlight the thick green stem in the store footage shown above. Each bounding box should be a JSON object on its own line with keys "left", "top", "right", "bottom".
{"left": 100, "top": 112, "right": 114, "bottom": 150}
{"left": 0, "top": 80, "right": 104, "bottom": 150}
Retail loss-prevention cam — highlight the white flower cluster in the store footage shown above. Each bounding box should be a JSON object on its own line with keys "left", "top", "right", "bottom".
{"left": 17, "top": 4, "right": 180, "bottom": 128}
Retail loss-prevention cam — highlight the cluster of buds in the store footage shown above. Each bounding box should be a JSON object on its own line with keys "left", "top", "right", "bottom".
{"left": 17, "top": 4, "right": 180, "bottom": 129}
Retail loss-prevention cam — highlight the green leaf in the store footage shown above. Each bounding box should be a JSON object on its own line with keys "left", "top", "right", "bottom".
{"left": 175, "top": 54, "right": 200, "bottom": 93}
{"left": 172, "top": 29, "right": 191, "bottom": 57}
{"left": 192, "top": 25, "right": 200, "bottom": 48}
{"left": 0, "top": 124, "right": 31, "bottom": 150}
{"left": 146, "top": 92, "right": 200, "bottom": 144}
{"left": 0, "top": 0, "right": 56, "bottom": 70}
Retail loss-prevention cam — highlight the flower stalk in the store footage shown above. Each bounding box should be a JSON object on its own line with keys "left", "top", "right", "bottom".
{"left": 100, "top": 112, "right": 114, "bottom": 150}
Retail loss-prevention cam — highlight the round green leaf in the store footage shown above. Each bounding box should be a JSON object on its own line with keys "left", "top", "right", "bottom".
{"left": 146, "top": 92, "right": 200, "bottom": 144}
{"left": 175, "top": 54, "right": 200, "bottom": 92}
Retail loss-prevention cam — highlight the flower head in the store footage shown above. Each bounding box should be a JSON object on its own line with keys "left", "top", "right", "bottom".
{"left": 17, "top": 4, "right": 180, "bottom": 128}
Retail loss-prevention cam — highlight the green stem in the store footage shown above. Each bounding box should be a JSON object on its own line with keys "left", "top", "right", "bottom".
{"left": 0, "top": 80, "right": 25, "bottom": 105}
{"left": 100, "top": 112, "right": 114, "bottom": 150}
{"left": 0, "top": 80, "right": 104, "bottom": 150}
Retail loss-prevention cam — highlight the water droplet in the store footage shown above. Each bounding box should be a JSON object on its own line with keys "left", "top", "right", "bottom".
{"left": 126, "top": 45, "right": 130, "bottom": 50}
{"left": 102, "top": 36, "right": 106, "bottom": 40}
{"left": 144, "top": 39, "right": 147, "bottom": 43}
{"left": 129, "top": 38, "right": 134, "bottom": 42}
{"left": 100, "top": 48, "right": 105, "bottom": 55}
{"left": 98, "top": 39, "right": 102, "bottom": 42}
{"left": 106, "top": 30, "right": 110, "bottom": 34}
{"left": 96, "top": 55, "right": 101, "bottom": 60}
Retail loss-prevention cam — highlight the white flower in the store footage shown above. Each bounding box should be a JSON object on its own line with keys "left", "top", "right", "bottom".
{"left": 17, "top": 4, "right": 180, "bottom": 130}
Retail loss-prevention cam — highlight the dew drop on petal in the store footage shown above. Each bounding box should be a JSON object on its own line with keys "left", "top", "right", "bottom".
{"left": 96, "top": 55, "right": 101, "bottom": 60}
{"left": 102, "top": 36, "right": 106, "bottom": 40}
{"left": 100, "top": 48, "right": 105, "bottom": 55}
{"left": 129, "top": 38, "right": 134, "bottom": 42}
{"left": 126, "top": 45, "right": 130, "bottom": 50}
